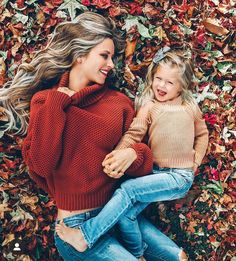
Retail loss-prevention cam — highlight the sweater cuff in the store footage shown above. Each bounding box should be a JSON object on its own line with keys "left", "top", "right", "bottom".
{"left": 46, "top": 90, "right": 72, "bottom": 109}
{"left": 130, "top": 143, "right": 144, "bottom": 170}
{"left": 127, "top": 143, "right": 153, "bottom": 176}
{"left": 194, "top": 152, "right": 203, "bottom": 166}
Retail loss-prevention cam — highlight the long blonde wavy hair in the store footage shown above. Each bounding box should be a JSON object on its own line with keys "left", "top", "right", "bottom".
{"left": 135, "top": 50, "right": 195, "bottom": 110}
{"left": 0, "top": 12, "right": 124, "bottom": 135}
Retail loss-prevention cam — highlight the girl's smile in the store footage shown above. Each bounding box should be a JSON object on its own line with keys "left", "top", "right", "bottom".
{"left": 152, "top": 64, "right": 182, "bottom": 102}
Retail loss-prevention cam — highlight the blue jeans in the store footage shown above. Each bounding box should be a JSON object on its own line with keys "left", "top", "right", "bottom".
{"left": 80, "top": 166, "right": 194, "bottom": 257}
{"left": 54, "top": 208, "right": 185, "bottom": 260}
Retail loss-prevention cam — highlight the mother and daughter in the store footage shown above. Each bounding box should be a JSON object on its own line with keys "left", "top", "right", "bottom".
{"left": 1, "top": 11, "right": 208, "bottom": 261}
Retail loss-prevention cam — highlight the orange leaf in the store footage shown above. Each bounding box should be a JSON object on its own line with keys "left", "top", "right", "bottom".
{"left": 203, "top": 18, "right": 229, "bottom": 36}
{"left": 0, "top": 58, "right": 6, "bottom": 86}
{"left": 125, "top": 39, "right": 137, "bottom": 58}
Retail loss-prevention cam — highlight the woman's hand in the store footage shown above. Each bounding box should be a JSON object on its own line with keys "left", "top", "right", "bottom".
{"left": 102, "top": 148, "right": 137, "bottom": 179}
{"left": 57, "top": 87, "right": 76, "bottom": 97}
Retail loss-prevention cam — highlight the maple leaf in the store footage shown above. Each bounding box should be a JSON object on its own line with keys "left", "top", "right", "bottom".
{"left": 58, "top": 0, "right": 88, "bottom": 20}
{"left": 122, "top": 15, "right": 151, "bottom": 38}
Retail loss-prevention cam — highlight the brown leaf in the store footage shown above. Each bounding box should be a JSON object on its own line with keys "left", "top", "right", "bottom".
{"left": 0, "top": 57, "right": 6, "bottom": 86}
{"left": 36, "top": 9, "right": 46, "bottom": 25}
{"left": 0, "top": 203, "right": 12, "bottom": 219}
{"left": 0, "top": 29, "right": 4, "bottom": 49}
{"left": 125, "top": 39, "right": 138, "bottom": 58}
{"left": 203, "top": 18, "right": 229, "bottom": 36}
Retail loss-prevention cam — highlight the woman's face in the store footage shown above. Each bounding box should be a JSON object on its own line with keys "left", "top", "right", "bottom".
{"left": 78, "top": 38, "right": 115, "bottom": 86}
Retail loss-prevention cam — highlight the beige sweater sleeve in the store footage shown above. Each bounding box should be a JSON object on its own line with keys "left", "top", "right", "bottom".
{"left": 115, "top": 117, "right": 149, "bottom": 149}
{"left": 193, "top": 104, "right": 209, "bottom": 166}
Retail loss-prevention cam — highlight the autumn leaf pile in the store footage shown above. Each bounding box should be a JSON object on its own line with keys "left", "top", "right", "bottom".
{"left": 0, "top": 0, "right": 235, "bottom": 260}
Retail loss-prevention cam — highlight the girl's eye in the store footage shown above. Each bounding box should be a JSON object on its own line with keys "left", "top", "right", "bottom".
{"left": 168, "top": 81, "right": 173, "bottom": 85}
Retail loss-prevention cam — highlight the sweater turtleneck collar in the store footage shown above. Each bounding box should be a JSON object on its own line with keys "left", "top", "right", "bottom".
{"left": 58, "top": 71, "right": 108, "bottom": 107}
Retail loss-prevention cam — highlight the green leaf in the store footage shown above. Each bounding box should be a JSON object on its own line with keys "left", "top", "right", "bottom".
{"left": 1, "top": 0, "right": 10, "bottom": 8}
{"left": 0, "top": 131, "right": 5, "bottom": 139}
{"left": 211, "top": 50, "right": 224, "bottom": 58}
{"left": 206, "top": 181, "right": 224, "bottom": 195}
{"left": 122, "top": 15, "right": 151, "bottom": 38}
{"left": 194, "top": 84, "right": 218, "bottom": 102}
{"left": 217, "top": 62, "right": 232, "bottom": 74}
{"left": 58, "top": 0, "right": 88, "bottom": 21}
{"left": 178, "top": 22, "right": 193, "bottom": 35}
{"left": 12, "top": 12, "right": 29, "bottom": 24}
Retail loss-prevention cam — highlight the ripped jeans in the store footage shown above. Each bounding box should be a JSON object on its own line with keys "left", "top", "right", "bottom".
{"left": 55, "top": 210, "right": 187, "bottom": 260}
{"left": 78, "top": 166, "right": 194, "bottom": 258}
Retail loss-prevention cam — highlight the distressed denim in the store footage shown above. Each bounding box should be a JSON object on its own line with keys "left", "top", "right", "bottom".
{"left": 80, "top": 166, "right": 194, "bottom": 257}
{"left": 54, "top": 210, "right": 185, "bottom": 260}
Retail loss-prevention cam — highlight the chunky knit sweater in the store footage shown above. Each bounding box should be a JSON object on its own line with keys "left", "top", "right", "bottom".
{"left": 116, "top": 96, "right": 208, "bottom": 168}
{"left": 22, "top": 72, "right": 153, "bottom": 211}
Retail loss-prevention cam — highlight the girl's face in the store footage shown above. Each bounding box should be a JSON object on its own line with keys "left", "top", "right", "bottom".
{"left": 75, "top": 38, "right": 115, "bottom": 86}
{"left": 152, "top": 64, "right": 182, "bottom": 102}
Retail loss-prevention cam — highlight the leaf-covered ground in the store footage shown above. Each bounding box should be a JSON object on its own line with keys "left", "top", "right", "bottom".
{"left": 0, "top": 1, "right": 235, "bottom": 260}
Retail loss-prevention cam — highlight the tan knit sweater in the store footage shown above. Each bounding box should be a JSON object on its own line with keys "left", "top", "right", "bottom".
{"left": 116, "top": 96, "right": 209, "bottom": 169}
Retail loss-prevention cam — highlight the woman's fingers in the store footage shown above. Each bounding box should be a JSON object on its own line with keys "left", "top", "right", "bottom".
{"left": 102, "top": 152, "right": 115, "bottom": 166}
{"left": 57, "top": 87, "right": 75, "bottom": 97}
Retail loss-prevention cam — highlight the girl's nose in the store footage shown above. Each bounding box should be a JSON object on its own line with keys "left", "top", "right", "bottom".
{"left": 159, "top": 79, "right": 165, "bottom": 87}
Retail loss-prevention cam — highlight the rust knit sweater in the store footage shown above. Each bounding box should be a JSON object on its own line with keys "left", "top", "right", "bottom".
{"left": 22, "top": 72, "right": 153, "bottom": 211}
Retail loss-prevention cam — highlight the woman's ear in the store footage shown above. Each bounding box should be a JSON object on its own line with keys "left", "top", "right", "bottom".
{"left": 76, "top": 57, "right": 82, "bottom": 64}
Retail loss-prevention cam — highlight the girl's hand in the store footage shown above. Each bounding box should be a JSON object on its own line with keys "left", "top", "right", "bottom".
{"left": 57, "top": 87, "right": 76, "bottom": 97}
{"left": 102, "top": 148, "right": 137, "bottom": 179}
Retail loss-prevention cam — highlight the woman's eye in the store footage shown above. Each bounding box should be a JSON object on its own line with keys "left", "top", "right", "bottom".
{"left": 101, "top": 54, "right": 108, "bottom": 59}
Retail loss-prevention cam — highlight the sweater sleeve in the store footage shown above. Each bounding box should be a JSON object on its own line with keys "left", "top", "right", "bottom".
{"left": 193, "top": 104, "right": 209, "bottom": 166}
{"left": 116, "top": 117, "right": 149, "bottom": 149}
{"left": 117, "top": 100, "right": 153, "bottom": 176}
{"left": 22, "top": 90, "right": 72, "bottom": 178}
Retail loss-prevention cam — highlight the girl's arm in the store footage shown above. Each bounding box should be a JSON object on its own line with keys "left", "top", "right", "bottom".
{"left": 22, "top": 88, "right": 73, "bottom": 178}
{"left": 193, "top": 104, "right": 209, "bottom": 169}
{"left": 116, "top": 101, "right": 153, "bottom": 150}
{"left": 102, "top": 101, "right": 154, "bottom": 177}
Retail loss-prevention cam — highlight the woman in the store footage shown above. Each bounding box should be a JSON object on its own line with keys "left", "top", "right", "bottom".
{"left": 1, "top": 12, "right": 187, "bottom": 260}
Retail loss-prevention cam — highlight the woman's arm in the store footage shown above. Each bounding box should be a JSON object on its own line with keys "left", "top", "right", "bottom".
{"left": 22, "top": 88, "right": 73, "bottom": 178}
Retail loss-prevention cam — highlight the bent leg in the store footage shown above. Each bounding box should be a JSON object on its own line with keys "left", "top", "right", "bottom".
{"left": 80, "top": 171, "right": 191, "bottom": 247}
{"left": 118, "top": 202, "right": 148, "bottom": 257}
{"left": 139, "top": 215, "right": 187, "bottom": 261}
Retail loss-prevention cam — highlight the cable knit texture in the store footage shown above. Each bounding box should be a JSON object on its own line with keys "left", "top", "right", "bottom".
{"left": 116, "top": 95, "right": 209, "bottom": 168}
{"left": 22, "top": 72, "right": 153, "bottom": 211}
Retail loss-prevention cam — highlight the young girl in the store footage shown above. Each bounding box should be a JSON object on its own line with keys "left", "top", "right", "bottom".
{"left": 56, "top": 48, "right": 209, "bottom": 260}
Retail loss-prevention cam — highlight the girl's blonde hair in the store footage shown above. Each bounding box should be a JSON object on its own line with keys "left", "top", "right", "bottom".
{"left": 135, "top": 50, "right": 195, "bottom": 110}
{"left": 0, "top": 12, "right": 124, "bottom": 134}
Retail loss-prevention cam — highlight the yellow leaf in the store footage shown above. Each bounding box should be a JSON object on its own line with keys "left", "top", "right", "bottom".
{"left": 152, "top": 26, "right": 167, "bottom": 40}
{"left": 0, "top": 203, "right": 12, "bottom": 218}
{"left": 2, "top": 233, "right": 15, "bottom": 246}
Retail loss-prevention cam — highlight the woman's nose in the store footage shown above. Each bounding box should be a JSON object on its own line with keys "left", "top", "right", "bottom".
{"left": 108, "top": 58, "right": 114, "bottom": 69}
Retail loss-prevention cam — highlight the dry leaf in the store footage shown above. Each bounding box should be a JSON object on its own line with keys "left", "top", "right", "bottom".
{"left": 203, "top": 18, "right": 229, "bottom": 36}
